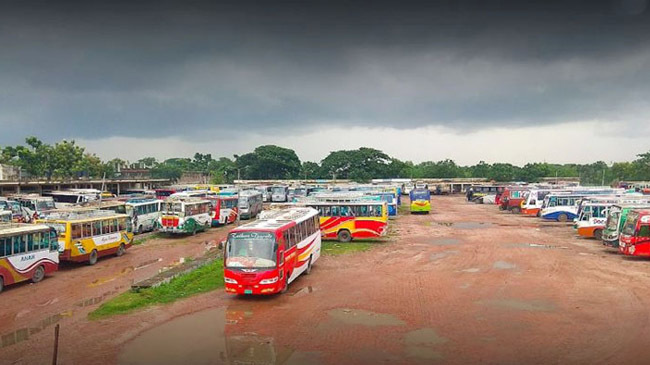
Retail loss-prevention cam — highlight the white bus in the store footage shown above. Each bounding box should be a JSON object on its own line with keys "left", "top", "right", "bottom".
{"left": 0, "top": 224, "right": 59, "bottom": 293}
{"left": 126, "top": 199, "right": 163, "bottom": 234}
{"left": 238, "top": 190, "right": 263, "bottom": 219}
{"left": 271, "top": 186, "right": 289, "bottom": 202}
{"left": 158, "top": 197, "right": 212, "bottom": 235}
{"left": 10, "top": 195, "right": 57, "bottom": 221}
{"left": 44, "top": 190, "right": 99, "bottom": 208}
{"left": 574, "top": 196, "right": 650, "bottom": 239}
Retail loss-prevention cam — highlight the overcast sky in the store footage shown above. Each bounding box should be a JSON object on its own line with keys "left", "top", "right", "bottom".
{"left": 1, "top": 0, "right": 650, "bottom": 164}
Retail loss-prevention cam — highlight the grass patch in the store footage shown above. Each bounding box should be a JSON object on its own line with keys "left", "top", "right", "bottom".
{"left": 89, "top": 259, "right": 224, "bottom": 320}
{"left": 322, "top": 241, "right": 375, "bottom": 256}
{"left": 133, "top": 233, "right": 163, "bottom": 246}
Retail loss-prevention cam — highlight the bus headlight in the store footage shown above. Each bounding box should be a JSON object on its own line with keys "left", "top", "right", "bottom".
{"left": 224, "top": 277, "right": 238, "bottom": 284}
{"left": 260, "top": 277, "right": 279, "bottom": 284}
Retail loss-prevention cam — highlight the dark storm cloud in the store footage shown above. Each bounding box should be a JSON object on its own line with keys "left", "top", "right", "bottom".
{"left": 1, "top": 0, "right": 649, "bottom": 144}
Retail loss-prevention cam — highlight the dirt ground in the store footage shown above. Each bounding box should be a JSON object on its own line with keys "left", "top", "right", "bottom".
{"left": 4, "top": 196, "right": 650, "bottom": 364}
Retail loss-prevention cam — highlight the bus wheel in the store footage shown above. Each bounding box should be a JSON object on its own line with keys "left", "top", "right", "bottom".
{"left": 88, "top": 250, "right": 98, "bottom": 265}
{"left": 116, "top": 243, "right": 126, "bottom": 257}
{"left": 138, "top": 225, "right": 143, "bottom": 234}
{"left": 557, "top": 214, "right": 568, "bottom": 223}
{"left": 594, "top": 229, "right": 603, "bottom": 241}
{"left": 32, "top": 265, "right": 45, "bottom": 283}
{"left": 305, "top": 255, "right": 313, "bottom": 275}
{"left": 337, "top": 230, "right": 352, "bottom": 243}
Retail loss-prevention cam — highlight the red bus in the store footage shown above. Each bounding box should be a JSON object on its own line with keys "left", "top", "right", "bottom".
{"left": 499, "top": 186, "right": 531, "bottom": 213}
{"left": 209, "top": 196, "right": 239, "bottom": 226}
{"left": 619, "top": 209, "right": 650, "bottom": 256}
{"left": 224, "top": 207, "right": 321, "bottom": 295}
{"left": 155, "top": 188, "right": 177, "bottom": 200}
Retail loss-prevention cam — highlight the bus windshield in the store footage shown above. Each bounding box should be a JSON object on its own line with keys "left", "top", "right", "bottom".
{"left": 36, "top": 200, "right": 56, "bottom": 211}
{"left": 412, "top": 192, "right": 429, "bottom": 201}
{"left": 606, "top": 211, "right": 620, "bottom": 230}
{"left": 622, "top": 213, "right": 639, "bottom": 236}
{"left": 226, "top": 232, "right": 276, "bottom": 269}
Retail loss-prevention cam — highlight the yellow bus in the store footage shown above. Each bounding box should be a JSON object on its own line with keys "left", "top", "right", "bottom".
{"left": 37, "top": 211, "right": 133, "bottom": 265}
{"left": 306, "top": 201, "right": 388, "bottom": 242}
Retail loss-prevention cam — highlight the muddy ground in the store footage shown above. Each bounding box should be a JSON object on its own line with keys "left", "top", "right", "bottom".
{"left": 4, "top": 196, "right": 650, "bottom": 364}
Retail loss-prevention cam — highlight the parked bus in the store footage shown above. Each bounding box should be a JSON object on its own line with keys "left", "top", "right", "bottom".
{"left": 256, "top": 186, "right": 272, "bottom": 202}
{"left": 126, "top": 199, "right": 163, "bottom": 234}
{"left": 498, "top": 186, "right": 531, "bottom": 213}
{"left": 574, "top": 196, "right": 649, "bottom": 238}
{"left": 307, "top": 201, "right": 388, "bottom": 242}
{"left": 469, "top": 185, "right": 506, "bottom": 205}
{"left": 1, "top": 198, "right": 26, "bottom": 222}
{"left": 539, "top": 194, "right": 585, "bottom": 222}
{"left": 0, "top": 224, "right": 59, "bottom": 293}
{"left": 602, "top": 203, "right": 650, "bottom": 248}
{"left": 211, "top": 196, "right": 239, "bottom": 226}
{"left": 238, "top": 190, "right": 263, "bottom": 219}
{"left": 521, "top": 189, "right": 565, "bottom": 216}
{"left": 43, "top": 190, "right": 98, "bottom": 208}
{"left": 375, "top": 191, "right": 398, "bottom": 217}
{"left": 158, "top": 197, "right": 212, "bottom": 235}
{"left": 271, "top": 186, "right": 289, "bottom": 202}
{"left": 619, "top": 209, "right": 650, "bottom": 256}
{"left": 37, "top": 211, "right": 133, "bottom": 265}
{"left": 410, "top": 188, "right": 431, "bottom": 214}
{"left": 1, "top": 210, "right": 12, "bottom": 223}
{"left": 155, "top": 188, "right": 177, "bottom": 200}
{"left": 224, "top": 207, "right": 320, "bottom": 295}
{"left": 11, "top": 195, "right": 56, "bottom": 221}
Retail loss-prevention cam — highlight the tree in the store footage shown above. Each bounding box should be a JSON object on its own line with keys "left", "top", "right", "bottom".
{"left": 300, "top": 161, "right": 321, "bottom": 179}
{"left": 235, "top": 145, "right": 301, "bottom": 179}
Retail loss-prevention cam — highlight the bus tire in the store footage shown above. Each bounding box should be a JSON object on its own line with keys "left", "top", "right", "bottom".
{"left": 557, "top": 214, "right": 568, "bottom": 222}
{"left": 305, "top": 255, "right": 313, "bottom": 275}
{"left": 138, "top": 225, "right": 143, "bottom": 234}
{"left": 88, "top": 250, "right": 98, "bottom": 265}
{"left": 116, "top": 243, "right": 126, "bottom": 257}
{"left": 594, "top": 229, "right": 603, "bottom": 241}
{"left": 337, "top": 230, "right": 352, "bottom": 243}
{"left": 0, "top": 276, "right": 3, "bottom": 293}
{"left": 31, "top": 265, "right": 45, "bottom": 283}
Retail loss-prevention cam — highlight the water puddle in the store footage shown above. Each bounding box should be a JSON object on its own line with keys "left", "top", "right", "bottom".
{"left": 429, "top": 250, "right": 459, "bottom": 262}
{"left": 459, "top": 268, "right": 480, "bottom": 273}
{"left": 478, "top": 299, "right": 556, "bottom": 312}
{"left": 453, "top": 222, "right": 493, "bottom": 229}
{"left": 327, "top": 308, "right": 405, "bottom": 327}
{"left": 505, "top": 243, "right": 569, "bottom": 249}
{"left": 290, "top": 286, "right": 315, "bottom": 297}
{"left": 119, "top": 307, "right": 295, "bottom": 365}
{"left": 404, "top": 328, "right": 448, "bottom": 346}
{"left": 493, "top": 261, "right": 517, "bottom": 270}
{"left": 428, "top": 238, "right": 461, "bottom": 246}
{"left": 89, "top": 267, "right": 134, "bottom": 287}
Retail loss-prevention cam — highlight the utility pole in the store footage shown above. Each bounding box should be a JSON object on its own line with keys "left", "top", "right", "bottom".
{"left": 602, "top": 169, "right": 606, "bottom": 186}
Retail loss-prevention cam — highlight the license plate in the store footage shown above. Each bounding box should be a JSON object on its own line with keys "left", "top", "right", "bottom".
{"left": 244, "top": 289, "right": 253, "bottom": 294}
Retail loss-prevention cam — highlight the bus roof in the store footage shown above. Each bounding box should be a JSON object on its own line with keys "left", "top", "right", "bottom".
{"left": 165, "top": 196, "right": 211, "bottom": 204}
{"left": 38, "top": 210, "right": 128, "bottom": 222}
{"left": 0, "top": 223, "right": 52, "bottom": 237}
{"left": 232, "top": 208, "right": 318, "bottom": 231}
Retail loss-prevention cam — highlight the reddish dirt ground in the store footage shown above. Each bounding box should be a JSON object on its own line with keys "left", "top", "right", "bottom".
{"left": 5, "top": 196, "right": 650, "bottom": 364}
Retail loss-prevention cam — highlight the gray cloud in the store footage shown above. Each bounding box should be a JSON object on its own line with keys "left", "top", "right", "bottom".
{"left": 1, "top": 0, "right": 650, "bottom": 144}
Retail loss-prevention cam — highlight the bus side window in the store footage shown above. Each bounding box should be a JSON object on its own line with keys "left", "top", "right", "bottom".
{"left": 331, "top": 206, "right": 340, "bottom": 217}
{"left": 27, "top": 233, "right": 34, "bottom": 251}
{"left": 93, "top": 221, "right": 102, "bottom": 236}
{"left": 83, "top": 223, "right": 92, "bottom": 238}
{"left": 13, "top": 235, "right": 26, "bottom": 254}
{"left": 375, "top": 206, "right": 382, "bottom": 217}
{"left": 71, "top": 224, "right": 82, "bottom": 239}
{"left": 0, "top": 237, "right": 10, "bottom": 257}
{"left": 639, "top": 225, "right": 650, "bottom": 238}
{"left": 360, "top": 205, "right": 368, "bottom": 217}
